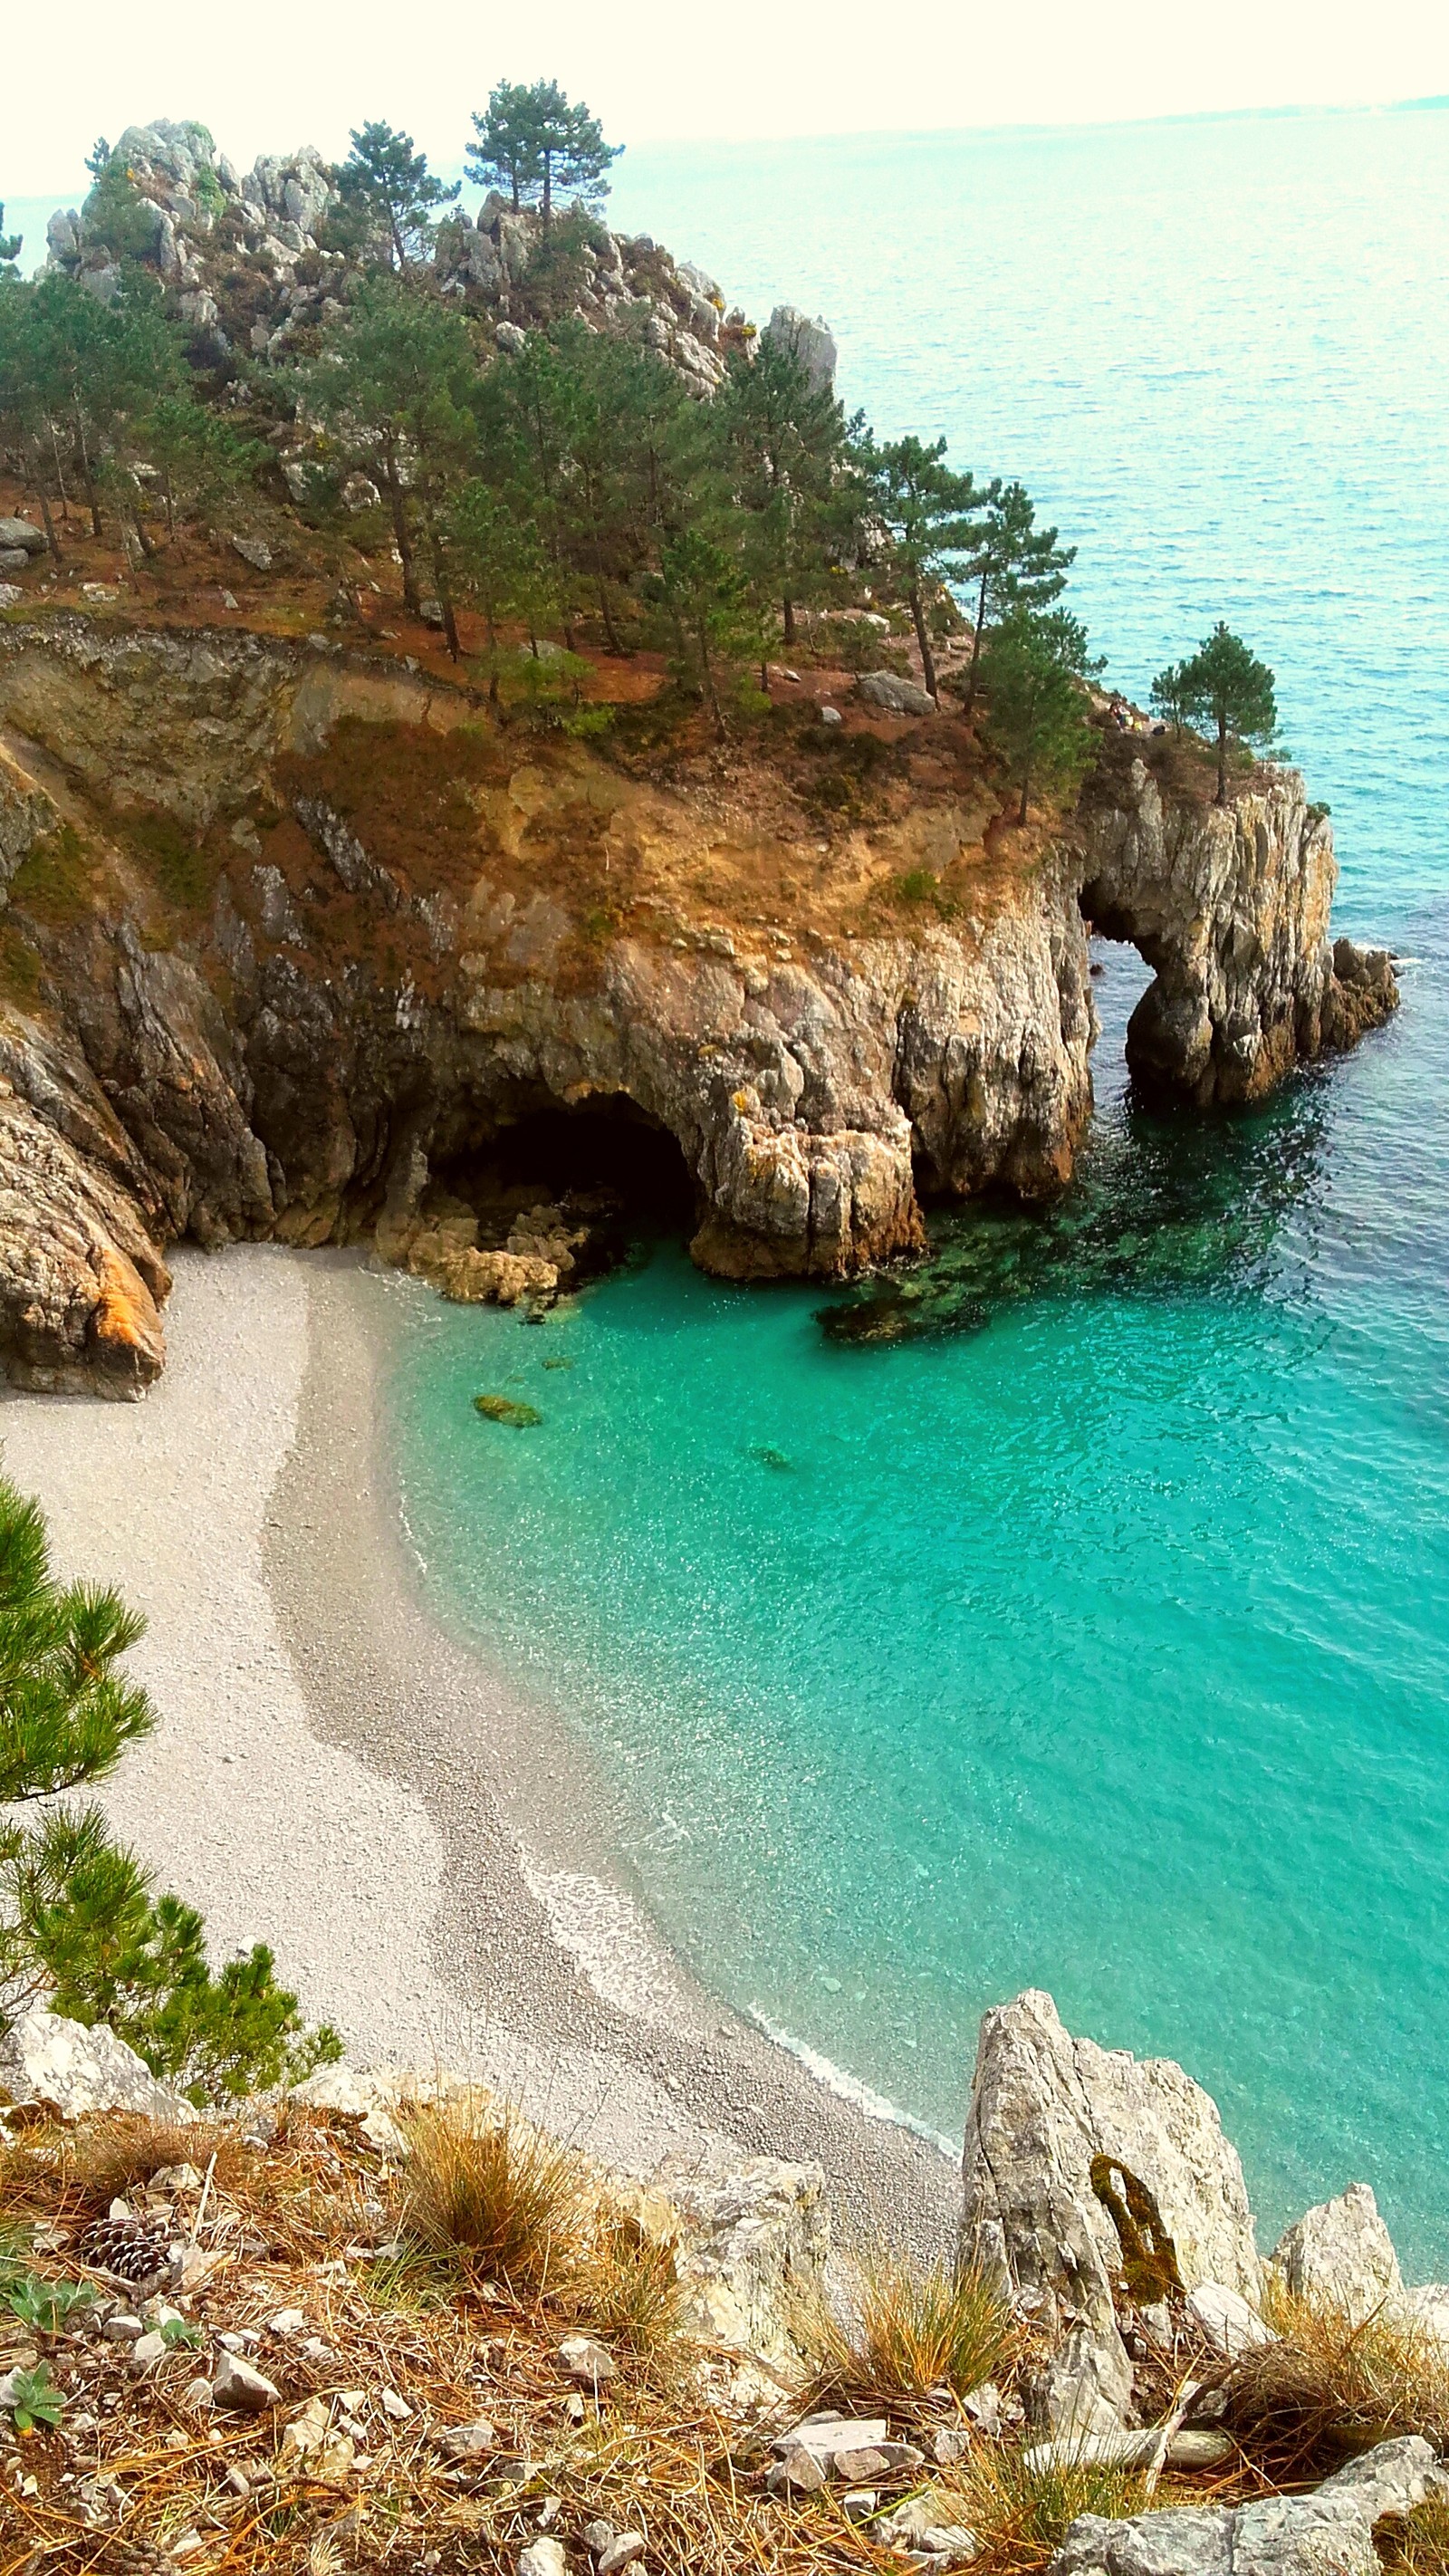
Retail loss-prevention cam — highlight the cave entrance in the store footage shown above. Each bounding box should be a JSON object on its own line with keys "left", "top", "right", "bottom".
{"left": 441, "top": 1093, "right": 697, "bottom": 1243}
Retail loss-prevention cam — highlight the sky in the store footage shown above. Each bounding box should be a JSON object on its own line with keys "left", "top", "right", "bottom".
{"left": 5, "top": 0, "right": 1447, "bottom": 200}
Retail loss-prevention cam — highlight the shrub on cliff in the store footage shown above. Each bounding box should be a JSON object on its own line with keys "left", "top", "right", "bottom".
{"left": 1153, "top": 623, "right": 1278, "bottom": 803}
{"left": 982, "top": 606, "right": 1103, "bottom": 825}
{"left": 0, "top": 1474, "right": 339, "bottom": 2102}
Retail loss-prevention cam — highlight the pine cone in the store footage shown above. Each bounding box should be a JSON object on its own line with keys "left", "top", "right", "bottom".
{"left": 79, "top": 2213, "right": 176, "bottom": 2284}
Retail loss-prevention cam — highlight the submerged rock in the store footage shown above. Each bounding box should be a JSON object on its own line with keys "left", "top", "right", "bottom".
{"left": 474, "top": 1394, "right": 542, "bottom": 1427}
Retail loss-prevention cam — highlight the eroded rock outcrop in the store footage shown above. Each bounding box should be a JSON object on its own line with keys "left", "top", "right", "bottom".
{"left": 0, "top": 2006, "right": 196, "bottom": 2121}
{"left": 1050, "top": 2436, "right": 1446, "bottom": 2576}
{"left": 0, "top": 620, "right": 1395, "bottom": 1395}
{"left": 961, "top": 1990, "right": 1262, "bottom": 2430}
{"left": 1270, "top": 2182, "right": 1404, "bottom": 2327}
{"left": 1080, "top": 756, "right": 1395, "bottom": 1105}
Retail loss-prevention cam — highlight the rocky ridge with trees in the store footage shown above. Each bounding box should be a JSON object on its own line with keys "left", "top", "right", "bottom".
{"left": 0, "top": 100, "right": 1397, "bottom": 1394}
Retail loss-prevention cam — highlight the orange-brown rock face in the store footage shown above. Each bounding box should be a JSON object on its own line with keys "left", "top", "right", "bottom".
{"left": 0, "top": 621, "right": 1396, "bottom": 1396}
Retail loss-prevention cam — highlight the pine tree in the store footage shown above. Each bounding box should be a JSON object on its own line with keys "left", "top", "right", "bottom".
{"left": 0, "top": 1475, "right": 339, "bottom": 2102}
{"left": 446, "top": 479, "right": 562, "bottom": 690}
{"left": 0, "top": 207, "right": 21, "bottom": 282}
{"left": 714, "top": 335, "right": 849, "bottom": 652}
{"left": 1174, "top": 622, "right": 1278, "bottom": 802}
{"left": 466, "top": 81, "right": 620, "bottom": 228}
{"left": 961, "top": 480, "right": 1074, "bottom": 712}
{"left": 982, "top": 607, "right": 1103, "bottom": 825}
{"left": 337, "top": 122, "right": 459, "bottom": 272}
{"left": 650, "top": 528, "right": 759, "bottom": 735}
{"left": 860, "top": 432, "right": 993, "bottom": 702}
{"left": 305, "top": 279, "right": 481, "bottom": 651}
{"left": 1149, "top": 659, "right": 1193, "bottom": 734}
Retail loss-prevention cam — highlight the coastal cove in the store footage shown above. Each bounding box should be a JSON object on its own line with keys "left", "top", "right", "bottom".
{"left": 386, "top": 104, "right": 1449, "bottom": 2273}
{"left": 0, "top": 92, "right": 1443, "bottom": 2305}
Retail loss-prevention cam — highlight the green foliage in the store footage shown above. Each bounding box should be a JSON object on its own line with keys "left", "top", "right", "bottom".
{"left": 649, "top": 526, "right": 763, "bottom": 735}
{"left": 337, "top": 121, "right": 460, "bottom": 271}
{"left": 6, "top": 2363, "right": 65, "bottom": 2433}
{"left": 120, "top": 808, "right": 217, "bottom": 910}
{"left": 81, "top": 155, "right": 163, "bottom": 264}
{"left": 982, "top": 606, "right": 1104, "bottom": 824}
{"left": 1148, "top": 658, "right": 1193, "bottom": 732}
{"left": 306, "top": 275, "right": 479, "bottom": 645}
{"left": 715, "top": 336, "right": 855, "bottom": 649}
{"left": 1171, "top": 620, "right": 1279, "bottom": 801}
{"left": 7, "top": 2272, "right": 94, "bottom": 2332}
{"left": 466, "top": 79, "right": 622, "bottom": 224}
{"left": 159, "top": 2316, "right": 203, "bottom": 2349}
{"left": 859, "top": 431, "right": 994, "bottom": 700}
{"left": 891, "top": 866, "right": 957, "bottom": 918}
{"left": 0, "top": 1475, "right": 340, "bottom": 2103}
{"left": 9, "top": 824, "right": 93, "bottom": 928}
{"left": 961, "top": 479, "right": 1075, "bottom": 708}
{"left": 0, "top": 205, "right": 20, "bottom": 281}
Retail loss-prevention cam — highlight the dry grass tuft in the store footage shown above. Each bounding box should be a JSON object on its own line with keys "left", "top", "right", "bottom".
{"left": 398, "top": 2093, "right": 583, "bottom": 2294}
{"left": 576, "top": 2213, "right": 687, "bottom": 2362}
{"left": 950, "top": 2440, "right": 1149, "bottom": 2575}
{"left": 1383, "top": 2489, "right": 1449, "bottom": 2573}
{"left": 63, "top": 2114, "right": 258, "bottom": 2207}
{"left": 797, "top": 2251, "right": 1016, "bottom": 2408}
{"left": 1208, "top": 2281, "right": 1449, "bottom": 2486}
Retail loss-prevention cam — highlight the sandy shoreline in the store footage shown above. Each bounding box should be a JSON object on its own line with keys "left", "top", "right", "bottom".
{"left": 0, "top": 1245, "right": 960, "bottom": 2254}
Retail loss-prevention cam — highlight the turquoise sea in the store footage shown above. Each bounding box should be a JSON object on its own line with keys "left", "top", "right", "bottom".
{"left": 392, "top": 108, "right": 1449, "bottom": 2273}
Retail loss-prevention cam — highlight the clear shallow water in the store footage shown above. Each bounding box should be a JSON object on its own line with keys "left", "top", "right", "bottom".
{"left": 391, "top": 108, "right": 1449, "bottom": 2272}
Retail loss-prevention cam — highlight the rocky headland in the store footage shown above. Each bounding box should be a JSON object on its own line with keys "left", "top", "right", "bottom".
{"left": 0, "top": 612, "right": 1396, "bottom": 1399}
{"left": 0, "top": 113, "right": 1398, "bottom": 1396}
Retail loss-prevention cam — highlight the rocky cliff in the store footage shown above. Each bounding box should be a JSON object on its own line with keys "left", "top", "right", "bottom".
{"left": 0, "top": 616, "right": 1396, "bottom": 1396}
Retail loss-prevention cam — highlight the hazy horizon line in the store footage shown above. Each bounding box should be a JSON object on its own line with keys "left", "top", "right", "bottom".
{"left": 5, "top": 86, "right": 1444, "bottom": 230}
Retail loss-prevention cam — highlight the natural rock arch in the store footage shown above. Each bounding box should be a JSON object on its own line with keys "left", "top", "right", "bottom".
{"left": 1078, "top": 758, "right": 1394, "bottom": 1108}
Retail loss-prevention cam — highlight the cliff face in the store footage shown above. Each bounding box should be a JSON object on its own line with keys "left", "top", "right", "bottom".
{"left": 1080, "top": 756, "right": 1396, "bottom": 1105}
{"left": 0, "top": 620, "right": 1395, "bottom": 1396}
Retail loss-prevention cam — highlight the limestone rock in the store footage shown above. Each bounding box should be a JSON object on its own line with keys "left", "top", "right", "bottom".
{"left": 663, "top": 2152, "right": 830, "bottom": 2366}
{"left": 0, "top": 2010, "right": 194, "bottom": 2121}
{"left": 212, "top": 2348, "right": 281, "bottom": 2412}
{"left": 859, "top": 669, "right": 936, "bottom": 716}
{"left": 0, "top": 620, "right": 1393, "bottom": 1393}
{"left": 0, "top": 520, "right": 48, "bottom": 556}
{"left": 1270, "top": 2184, "right": 1403, "bottom": 2327}
{"left": 961, "top": 1991, "right": 1261, "bottom": 2427}
{"left": 1048, "top": 2435, "right": 1444, "bottom": 2576}
{"left": 762, "top": 304, "right": 838, "bottom": 395}
{"left": 435, "top": 2419, "right": 497, "bottom": 2461}
{"left": 0, "top": 744, "right": 56, "bottom": 897}
{"left": 773, "top": 2414, "right": 888, "bottom": 2466}
{"left": 518, "top": 2542, "right": 568, "bottom": 2576}
{"left": 1080, "top": 758, "right": 1396, "bottom": 1106}
{"left": 1185, "top": 2279, "right": 1273, "bottom": 2357}
{"left": 288, "top": 2060, "right": 409, "bottom": 2158}
{"left": 1396, "top": 2283, "right": 1449, "bottom": 2350}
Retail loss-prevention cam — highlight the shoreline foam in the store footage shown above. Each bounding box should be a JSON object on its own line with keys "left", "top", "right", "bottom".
{"left": 0, "top": 1242, "right": 960, "bottom": 2254}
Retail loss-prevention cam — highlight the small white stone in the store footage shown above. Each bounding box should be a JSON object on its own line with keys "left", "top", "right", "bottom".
{"left": 518, "top": 2543, "right": 567, "bottom": 2576}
